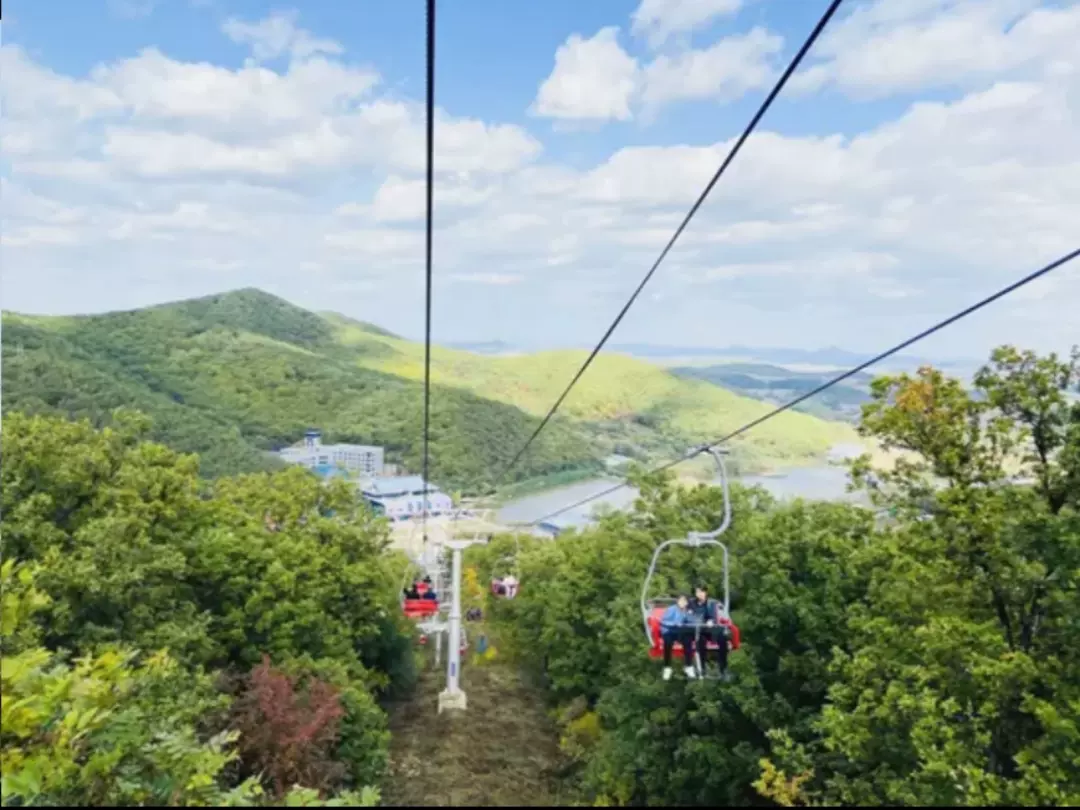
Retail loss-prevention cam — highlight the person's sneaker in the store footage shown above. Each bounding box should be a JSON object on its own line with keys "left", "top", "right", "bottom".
{"left": 662, "top": 667, "right": 673, "bottom": 681}
{"left": 684, "top": 666, "right": 697, "bottom": 679}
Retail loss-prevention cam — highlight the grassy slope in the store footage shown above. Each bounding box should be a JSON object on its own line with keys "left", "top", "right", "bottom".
{"left": 382, "top": 627, "right": 567, "bottom": 807}
{"left": 327, "top": 314, "right": 861, "bottom": 470}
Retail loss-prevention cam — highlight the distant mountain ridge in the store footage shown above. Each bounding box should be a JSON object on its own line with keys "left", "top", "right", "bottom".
{"left": 609, "top": 343, "right": 976, "bottom": 370}
{"left": 436, "top": 339, "right": 975, "bottom": 371}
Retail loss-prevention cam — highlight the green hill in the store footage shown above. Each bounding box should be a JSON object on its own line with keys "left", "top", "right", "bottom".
{"left": 2, "top": 289, "right": 863, "bottom": 493}
{"left": 324, "top": 311, "right": 860, "bottom": 469}
{"left": 0, "top": 290, "right": 597, "bottom": 490}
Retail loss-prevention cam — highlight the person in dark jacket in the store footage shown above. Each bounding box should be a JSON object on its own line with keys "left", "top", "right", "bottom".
{"left": 690, "top": 584, "right": 731, "bottom": 678}
{"left": 659, "top": 595, "right": 696, "bottom": 681}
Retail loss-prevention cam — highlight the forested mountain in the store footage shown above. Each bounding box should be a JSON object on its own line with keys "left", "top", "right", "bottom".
{"left": 1, "top": 288, "right": 858, "bottom": 492}
{"left": 0, "top": 290, "right": 597, "bottom": 490}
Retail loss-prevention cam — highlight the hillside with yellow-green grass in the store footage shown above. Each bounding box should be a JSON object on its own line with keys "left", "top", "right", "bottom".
{"left": 0, "top": 289, "right": 865, "bottom": 495}
{"left": 327, "top": 312, "right": 862, "bottom": 474}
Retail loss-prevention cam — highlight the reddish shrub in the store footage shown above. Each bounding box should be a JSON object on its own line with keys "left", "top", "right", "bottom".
{"left": 232, "top": 655, "right": 347, "bottom": 798}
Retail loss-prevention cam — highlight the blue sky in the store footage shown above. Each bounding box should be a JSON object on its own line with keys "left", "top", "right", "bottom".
{"left": 3, "top": 0, "right": 1078, "bottom": 360}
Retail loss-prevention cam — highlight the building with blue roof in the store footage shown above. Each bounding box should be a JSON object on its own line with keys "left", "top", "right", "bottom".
{"left": 359, "top": 475, "right": 453, "bottom": 521}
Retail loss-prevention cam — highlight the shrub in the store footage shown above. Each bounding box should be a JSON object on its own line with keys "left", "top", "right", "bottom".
{"left": 232, "top": 657, "right": 347, "bottom": 799}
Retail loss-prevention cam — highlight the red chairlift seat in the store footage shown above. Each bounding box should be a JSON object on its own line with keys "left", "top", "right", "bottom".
{"left": 403, "top": 598, "right": 439, "bottom": 619}
{"left": 646, "top": 607, "right": 741, "bottom": 660}
{"left": 402, "top": 579, "right": 440, "bottom": 619}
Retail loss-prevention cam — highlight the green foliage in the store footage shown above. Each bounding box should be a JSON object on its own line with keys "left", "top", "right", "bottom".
{"left": 0, "top": 562, "right": 251, "bottom": 806}
{"left": 0, "top": 412, "right": 404, "bottom": 805}
{"left": 485, "top": 344, "right": 1080, "bottom": 806}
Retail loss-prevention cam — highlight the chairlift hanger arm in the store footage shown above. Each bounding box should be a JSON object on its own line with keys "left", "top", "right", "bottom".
{"left": 639, "top": 445, "right": 733, "bottom": 641}
{"left": 692, "top": 446, "right": 731, "bottom": 542}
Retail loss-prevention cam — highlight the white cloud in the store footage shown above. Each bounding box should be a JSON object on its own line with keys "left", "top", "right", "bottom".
{"left": 90, "top": 49, "right": 380, "bottom": 129}
{"left": 3, "top": 4, "right": 1078, "bottom": 357}
{"left": 369, "top": 175, "right": 495, "bottom": 223}
{"left": 531, "top": 11, "right": 783, "bottom": 121}
{"left": 691, "top": 251, "right": 901, "bottom": 282}
{"left": 631, "top": 0, "right": 744, "bottom": 48}
{"left": 640, "top": 27, "right": 782, "bottom": 107}
{"left": 530, "top": 28, "right": 639, "bottom": 122}
{"left": 323, "top": 227, "right": 422, "bottom": 257}
{"left": 449, "top": 273, "right": 524, "bottom": 285}
{"left": 791, "top": 0, "right": 1080, "bottom": 97}
{"left": 222, "top": 10, "right": 343, "bottom": 63}
{"left": 102, "top": 125, "right": 353, "bottom": 178}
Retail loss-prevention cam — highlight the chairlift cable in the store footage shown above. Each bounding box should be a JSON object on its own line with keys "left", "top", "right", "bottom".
{"left": 529, "top": 246, "right": 1080, "bottom": 526}
{"left": 493, "top": 0, "right": 847, "bottom": 483}
{"left": 421, "top": 0, "right": 436, "bottom": 546}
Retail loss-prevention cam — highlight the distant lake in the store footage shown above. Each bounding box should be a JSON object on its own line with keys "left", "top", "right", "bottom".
{"left": 498, "top": 449, "right": 869, "bottom": 531}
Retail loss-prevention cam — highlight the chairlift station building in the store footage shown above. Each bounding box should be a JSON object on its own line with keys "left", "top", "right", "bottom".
{"left": 360, "top": 475, "right": 453, "bottom": 521}
{"left": 278, "top": 429, "right": 384, "bottom": 478}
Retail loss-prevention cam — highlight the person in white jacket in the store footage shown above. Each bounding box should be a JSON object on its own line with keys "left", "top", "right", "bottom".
{"left": 502, "top": 574, "right": 519, "bottom": 599}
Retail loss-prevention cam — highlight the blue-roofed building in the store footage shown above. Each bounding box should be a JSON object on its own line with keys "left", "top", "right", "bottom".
{"left": 360, "top": 475, "right": 453, "bottom": 521}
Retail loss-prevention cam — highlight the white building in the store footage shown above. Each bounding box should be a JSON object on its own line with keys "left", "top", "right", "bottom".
{"left": 360, "top": 475, "right": 453, "bottom": 521}
{"left": 278, "top": 430, "right": 384, "bottom": 478}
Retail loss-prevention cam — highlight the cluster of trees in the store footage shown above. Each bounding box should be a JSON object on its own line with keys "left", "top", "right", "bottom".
{"left": 476, "top": 345, "right": 1080, "bottom": 806}
{"left": 0, "top": 289, "right": 601, "bottom": 491}
{"left": 5, "top": 337, "right": 1075, "bottom": 806}
{"left": 1, "top": 409, "right": 415, "bottom": 805}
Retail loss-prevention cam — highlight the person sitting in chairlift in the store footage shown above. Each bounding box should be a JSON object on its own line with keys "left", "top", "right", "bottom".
{"left": 690, "top": 584, "right": 732, "bottom": 680}
{"left": 404, "top": 584, "right": 420, "bottom": 600}
{"left": 502, "top": 574, "right": 519, "bottom": 599}
{"left": 422, "top": 587, "right": 438, "bottom": 601}
{"left": 660, "top": 594, "right": 697, "bottom": 681}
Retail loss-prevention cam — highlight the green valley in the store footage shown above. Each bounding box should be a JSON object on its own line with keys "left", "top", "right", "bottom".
{"left": 2, "top": 288, "right": 861, "bottom": 494}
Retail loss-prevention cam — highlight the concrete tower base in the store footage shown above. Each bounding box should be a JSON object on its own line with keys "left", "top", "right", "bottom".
{"left": 438, "top": 689, "right": 468, "bottom": 713}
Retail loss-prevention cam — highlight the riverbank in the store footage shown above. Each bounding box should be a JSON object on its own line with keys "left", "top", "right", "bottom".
{"left": 492, "top": 465, "right": 605, "bottom": 504}
{"left": 493, "top": 439, "right": 876, "bottom": 506}
{"left": 494, "top": 440, "right": 895, "bottom": 530}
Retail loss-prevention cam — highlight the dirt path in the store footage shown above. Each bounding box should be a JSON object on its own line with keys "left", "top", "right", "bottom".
{"left": 381, "top": 632, "right": 568, "bottom": 807}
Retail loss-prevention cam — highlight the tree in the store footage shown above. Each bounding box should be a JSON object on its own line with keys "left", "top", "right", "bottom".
{"left": 486, "top": 344, "right": 1079, "bottom": 807}
{"left": 0, "top": 562, "right": 378, "bottom": 807}
{"left": 803, "top": 346, "right": 1080, "bottom": 806}
{"left": 1, "top": 411, "right": 407, "bottom": 801}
